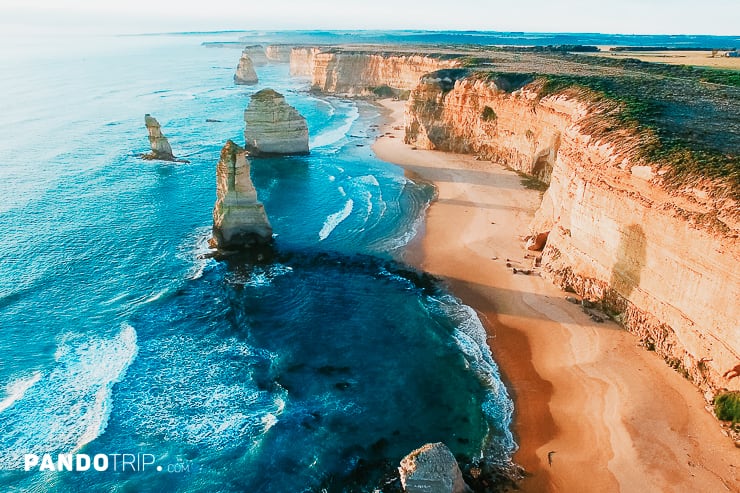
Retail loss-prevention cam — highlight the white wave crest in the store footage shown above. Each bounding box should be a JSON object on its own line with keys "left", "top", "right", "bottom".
{"left": 318, "top": 199, "right": 354, "bottom": 241}
{"left": 309, "top": 102, "right": 360, "bottom": 149}
{"left": 0, "top": 372, "right": 41, "bottom": 414}
{"left": 432, "top": 295, "right": 516, "bottom": 457}
{"left": 0, "top": 323, "right": 138, "bottom": 469}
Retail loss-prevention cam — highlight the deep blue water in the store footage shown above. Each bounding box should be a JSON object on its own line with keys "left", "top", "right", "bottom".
{"left": 0, "top": 33, "right": 514, "bottom": 492}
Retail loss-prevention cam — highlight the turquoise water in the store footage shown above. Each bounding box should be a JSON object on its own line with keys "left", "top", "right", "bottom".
{"left": 0, "top": 33, "right": 514, "bottom": 491}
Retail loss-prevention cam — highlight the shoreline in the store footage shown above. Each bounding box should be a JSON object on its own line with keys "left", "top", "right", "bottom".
{"left": 372, "top": 99, "right": 740, "bottom": 492}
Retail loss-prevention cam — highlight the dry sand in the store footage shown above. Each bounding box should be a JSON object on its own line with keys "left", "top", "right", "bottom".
{"left": 373, "top": 99, "right": 740, "bottom": 492}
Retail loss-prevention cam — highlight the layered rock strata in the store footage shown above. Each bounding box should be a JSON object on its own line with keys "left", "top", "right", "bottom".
{"left": 290, "top": 47, "right": 321, "bottom": 76}
{"left": 234, "top": 52, "right": 258, "bottom": 85}
{"left": 244, "top": 89, "right": 309, "bottom": 156}
{"left": 296, "top": 50, "right": 460, "bottom": 95}
{"left": 143, "top": 114, "right": 175, "bottom": 161}
{"left": 399, "top": 443, "right": 471, "bottom": 493}
{"left": 405, "top": 72, "right": 740, "bottom": 394}
{"left": 211, "top": 140, "right": 272, "bottom": 249}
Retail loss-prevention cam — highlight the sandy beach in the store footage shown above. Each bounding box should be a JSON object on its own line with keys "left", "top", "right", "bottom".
{"left": 373, "top": 99, "right": 739, "bottom": 492}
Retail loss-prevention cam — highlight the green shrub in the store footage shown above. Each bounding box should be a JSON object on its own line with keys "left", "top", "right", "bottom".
{"left": 481, "top": 106, "right": 497, "bottom": 121}
{"left": 714, "top": 392, "right": 740, "bottom": 422}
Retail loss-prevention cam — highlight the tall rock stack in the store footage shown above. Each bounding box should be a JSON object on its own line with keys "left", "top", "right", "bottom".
{"left": 143, "top": 114, "right": 175, "bottom": 161}
{"left": 244, "top": 89, "right": 309, "bottom": 156}
{"left": 211, "top": 140, "right": 273, "bottom": 249}
{"left": 234, "top": 52, "right": 258, "bottom": 85}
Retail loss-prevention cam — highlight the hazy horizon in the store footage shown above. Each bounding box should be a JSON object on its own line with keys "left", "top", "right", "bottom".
{"left": 2, "top": 0, "right": 738, "bottom": 37}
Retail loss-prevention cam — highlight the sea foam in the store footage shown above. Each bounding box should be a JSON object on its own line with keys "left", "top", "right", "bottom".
{"left": 432, "top": 295, "right": 516, "bottom": 459}
{"left": 309, "top": 101, "right": 359, "bottom": 149}
{"left": 319, "top": 199, "right": 354, "bottom": 241}
{"left": 0, "top": 324, "right": 138, "bottom": 469}
{"left": 0, "top": 372, "right": 41, "bottom": 414}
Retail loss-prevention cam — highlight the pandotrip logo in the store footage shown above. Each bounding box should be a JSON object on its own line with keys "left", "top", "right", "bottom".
{"left": 23, "top": 453, "right": 195, "bottom": 474}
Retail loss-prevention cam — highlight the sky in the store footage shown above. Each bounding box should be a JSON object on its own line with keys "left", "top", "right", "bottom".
{"left": 1, "top": 0, "right": 738, "bottom": 36}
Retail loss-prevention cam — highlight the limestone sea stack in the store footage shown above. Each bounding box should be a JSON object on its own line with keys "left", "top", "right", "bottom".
{"left": 398, "top": 443, "right": 472, "bottom": 493}
{"left": 244, "top": 89, "right": 309, "bottom": 156}
{"left": 143, "top": 114, "right": 175, "bottom": 161}
{"left": 234, "top": 52, "right": 258, "bottom": 85}
{"left": 211, "top": 140, "right": 273, "bottom": 249}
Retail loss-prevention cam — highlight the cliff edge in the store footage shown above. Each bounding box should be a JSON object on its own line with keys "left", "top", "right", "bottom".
{"left": 404, "top": 67, "right": 740, "bottom": 395}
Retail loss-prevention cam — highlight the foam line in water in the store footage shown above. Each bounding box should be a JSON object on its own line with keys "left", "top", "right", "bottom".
{"left": 319, "top": 199, "right": 354, "bottom": 241}
{"left": 309, "top": 102, "right": 360, "bottom": 149}
{"left": 0, "top": 372, "right": 41, "bottom": 414}
{"left": 431, "top": 295, "right": 516, "bottom": 458}
{"left": 0, "top": 324, "right": 138, "bottom": 469}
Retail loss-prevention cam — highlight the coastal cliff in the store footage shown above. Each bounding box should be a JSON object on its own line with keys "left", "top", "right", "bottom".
{"left": 292, "top": 49, "right": 460, "bottom": 95}
{"left": 404, "top": 72, "right": 740, "bottom": 395}
{"left": 244, "top": 89, "right": 309, "bottom": 156}
{"left": 241, "top": 45, "right": 268, "bottom": 66}
{"left": 265, "top": 44, "right": 292, "bottom": 63}
{"left": 211, "top": 140, "right": 272, "bottom": 249}
{"left": 290, "top": 47, "right": 321, "bottom": 76}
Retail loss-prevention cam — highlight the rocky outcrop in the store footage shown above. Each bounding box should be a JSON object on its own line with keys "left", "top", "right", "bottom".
{"left": 244, "top": 89, "right": 309, "bottom": 156}
{"left": 143, "top": 114, "right": 176, "bottom": 161}
{"left": 405, "top": 72, "right": 740, "bottom": 394}
{"left": 290, "top": 47, "right": 321, "bottom": 76}
{"left": 399, "top": 443, "right": 471, "bottom": 493}
{"left": 211, "top": 140, "right": 272, "bottom": 249}
{"left": 265, "top": 44, "right": 292, "bottom": 63}
{"left": 305, "top": 51, "right": 461, "bottom": 96}
{"left": 234, "top": 52, "right": 258, "bottom": 85}
{"left": 241, "top": 45, "right": 268, "bottom": 66}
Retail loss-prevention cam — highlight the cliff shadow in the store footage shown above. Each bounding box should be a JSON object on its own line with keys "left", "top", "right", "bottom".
{"left": 609, "top": 223, "right": 647, "bottom": 299}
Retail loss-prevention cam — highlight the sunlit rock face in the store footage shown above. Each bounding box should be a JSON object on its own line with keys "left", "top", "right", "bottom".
{"left": 234, "top": 52, "right": 258, "bottom": 85}
{"left": 244, "top": 89, "right": 309, "bottom": 156}
{"left": 211, "top": 140, "right": 272, "bottom": 250}
{"left": 405, "top": 72, "right": 740, "bottom": 394}
{"left": 399, "top": 443, "right": 471, "bottom": 493}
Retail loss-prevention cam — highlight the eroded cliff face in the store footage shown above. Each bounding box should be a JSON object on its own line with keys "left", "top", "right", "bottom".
{"left": 298, "top": 50, "right": 460, "bottom": 95}
{"left": 406, "top": 74, "right": 740, "bottom": 394}
{"left": 211, "top": 140, "right": 272, "bottom": 249}
{"left": 244, "top": 89, "right": 309, "bottom": 156}
{"left": 265, "top": 45, "right": 292, "bottom": 63}
{"left": 241, "top": 45, "right": 268, "bottom": 66}
{"left": 290, "top": 47, "right": 320, "bottom": 76}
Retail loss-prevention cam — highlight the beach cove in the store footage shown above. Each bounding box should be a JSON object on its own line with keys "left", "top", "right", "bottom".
{"left": 374, "top": 99, "right": 740, "bottom": 492}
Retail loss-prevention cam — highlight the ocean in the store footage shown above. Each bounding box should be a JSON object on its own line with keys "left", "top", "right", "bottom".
{"left": 0, "top": 32, "right": 514, "bottom": 492}
{"left": 3, "top": 29, "right": 735, "bottom": 492}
